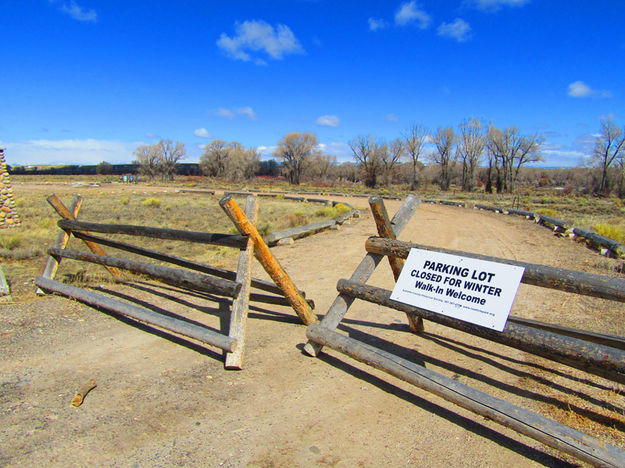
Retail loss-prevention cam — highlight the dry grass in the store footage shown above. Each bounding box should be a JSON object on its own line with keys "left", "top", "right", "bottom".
{"left": 1, "top": 181, "right": 340, "bottom": 301}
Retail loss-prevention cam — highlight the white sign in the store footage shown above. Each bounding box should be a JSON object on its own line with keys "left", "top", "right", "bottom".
{"left": 390, "top": 248, "right": 525, "bottom": 331}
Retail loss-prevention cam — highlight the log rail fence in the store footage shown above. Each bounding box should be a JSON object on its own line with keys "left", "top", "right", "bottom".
{"left": 305, "top": 195, "right": 625, "bottom": 466}
{"left": 36, "top": 193, "right": 317, "bottom": 369}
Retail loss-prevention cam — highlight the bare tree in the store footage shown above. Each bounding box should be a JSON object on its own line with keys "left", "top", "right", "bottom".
{"left": 200, "top": 140, "right": 259, "bottom": 181}
{"left": 592, "top": 118, "right": 625, "bottom": 196}
{"left": 457, "top": 117, "right": 486, "bottom": 192}
{"left": 199, "top": 140, "right": 230, "bottom": 177}
{"left": 349, "top": 135, "right": 382, "bottom": 188}
{"left": 403, "top": 124, "right": 428, "bottom": 190}
{"left": 273, "top": 132, "right": 320, "bottom": 184}
{"left": 429, "top": 127, "right": 455, "bottom": 191}
{"left": 487, "top": 126, "right": 543, "bottom": 193}
{"left": 134, "top": 139, "right": 186, "bottom": 181}
{"left": 134, "top": 144, "right": 161, "bottom": 180}
{"left": 377, "top": 138, "right": 404, "bottom": 187}
{"left": 227, "top": 143, "right": 260, "bottom": 181}
{"left": 308, "top": 154, "right": 336, "bottom": 182}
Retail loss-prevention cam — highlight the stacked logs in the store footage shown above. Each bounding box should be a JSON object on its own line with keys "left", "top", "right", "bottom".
{"left": 0, "top": 149, "right": 20, "bottom": 229}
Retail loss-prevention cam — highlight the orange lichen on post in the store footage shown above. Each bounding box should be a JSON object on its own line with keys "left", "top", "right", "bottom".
{"left": 219, "top": 195, "right": 317, "bottom": 326}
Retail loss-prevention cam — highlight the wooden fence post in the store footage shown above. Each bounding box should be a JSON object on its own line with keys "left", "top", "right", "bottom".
{"left": 303, "top": 194, "right": 420, "bottom": 357}
{"left": 36, "top": 194, "right": 83, "bottom": 295}
{"left": 225, "top": 195, "right": 258, "bottom": 369}
{"left": 369, "top": 196, "right": 423, "bottom": 333}
{"left": 46, "top": 194, "right": 122, "bottom": 279}
{"left": 219, "top": 195, "right": 317, "bottom": 325}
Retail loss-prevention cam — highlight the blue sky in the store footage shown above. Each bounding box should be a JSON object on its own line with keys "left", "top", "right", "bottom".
{"left": 1, "top": 0, "right": 623, "bottom": 167}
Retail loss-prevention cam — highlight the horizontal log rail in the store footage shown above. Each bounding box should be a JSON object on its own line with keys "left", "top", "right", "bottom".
{"left": 336, "top": 279, "right": 625, "bottom": 384}
{"left": 474, "top": 204, "right": 506, "bottom": 213}
{"left": 36, "top": 277, "right": 236, "bottom": 352}
{"left": 69, "top": 230, "right": 293, "bottom": 298}
{"left": 58, "top": 219, "right": 248, "bottom": 249}
{"left": 49, "top": 248, "right": 242, "bottom": 298}
{"left": 265, "top": 220, "right": 337, "bottom": 245}
{"left": 507, "top": 208, "right": 536, "bottom": 219}
{"left": 507, "top": 316, "right": 625, "bottom": 351}
{"left": 537, "top": 214, "right": 570, "bottom": 231}
{"left": 306, "top": 324, "right": 625, "bottom": 467}
{"left": 365, "top": 237, "right": 625, "bottom": 303}
{"left": 573, "top": 227, "right": 625, "bottom": 258}
{"left": 439, "top": 200, "right": 466, "bottom": 207}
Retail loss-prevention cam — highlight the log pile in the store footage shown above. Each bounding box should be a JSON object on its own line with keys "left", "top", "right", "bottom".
{"left": 0, "top": 149, "right": 20, "bottom": 229}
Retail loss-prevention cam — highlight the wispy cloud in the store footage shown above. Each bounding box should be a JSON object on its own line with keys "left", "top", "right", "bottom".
{"left": 214, "top": 107, "right": 256, "bottom": 120}
{"left": 395, "top": 1, "right": 431, "bottom": 29}
{"left": 437, "top": 19, "right": 472, "bottom": 42}
{"left": 319, "top": 142, "right": 352, "bottom": 161}
{"left": 194, "top": 128, "right": 211, "bottom": 138}
{"left": 217, "top": 20, "right": 304, "bottom": 63}
{"left": 467, "top": 0, "right": 530, "bottom": 12}
{"left": 316, "top": 115, "right": 340, "bottom": 127}
{"left": 567, "top": 81, "right": 611, "bottom": 98}
{"left": 236, "top": 107, "right": 256, "bottom": 120}
{"left": 215, "top": 108, "right": 235, "bottom": 119}
{"left": 51, "top": 1, "right": 97, "bottom": 22}
{"left": 2, "top": 139, "right": 139, "bottom": 165}
{"left": 368, "top": 18, "right": 389, "bottom": 32}
{"left": 385, "top": 114, "right": 399, "bottom": 122}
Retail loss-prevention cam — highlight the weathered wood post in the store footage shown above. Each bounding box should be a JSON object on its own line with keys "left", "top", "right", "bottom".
{"left": 36, "top": 195, "right": 83, "bottom": 295}
{"left": 369, "top": 196, "right": 423, "bottom": 333}
{"left": 225, "top": 195, "right": 258, "bottom": 369}
{"left": 46, "top": 194, "right": 122, "bottom": 279}
{"left": 219, "top": 195, "right": 317, "bottom": 325}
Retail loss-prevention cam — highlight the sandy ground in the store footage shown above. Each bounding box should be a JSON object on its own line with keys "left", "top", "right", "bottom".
{"left": 1, "top": 191, "right": 625, "bottom": 467}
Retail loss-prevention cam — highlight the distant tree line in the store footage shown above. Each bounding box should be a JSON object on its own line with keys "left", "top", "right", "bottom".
{"left": 9, "top": 117, "right": 624, "bottom": 197}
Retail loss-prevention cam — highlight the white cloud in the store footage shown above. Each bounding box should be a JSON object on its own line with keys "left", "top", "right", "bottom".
{"left": 194, "top": 128, "right": 211, "bottom": 138}
{"left": 468, "top": 0, "right": 530, "bottom": 12}
{"left": 368, "top": 18, "right": 388, "bottom": 32}
{"left": 217, "top": 20, "right": 304, "bottom": 63}
{"left": 2, "top": 139, "right": 140, "bottom": 165}
{"left": 216, "top": 108, "right": 235, "bottom": 119}
{"left": 236, "top": 107, "right": 257, "bottom": 120}
{"left": 437, "top": 19, "right": 472, "bottom": 42}
{"left": 57, "top": 1, "right": 97, "bottom": 22}
{"left": 316, "top": 115, "right": 340, "bottom": 127}
{"left": 395, "top": 1, "right": 431, "bottom": 29}
{"left": 385, "top": 114, "right": 399, "bottom": 122}
{"left": 567, "top": 81, "right": 611, "bottom": 98}
{"left": 568, "top": 81, "right": 593, "bottom": 98}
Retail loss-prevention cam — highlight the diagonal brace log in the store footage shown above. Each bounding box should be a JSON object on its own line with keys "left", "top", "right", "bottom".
{"left": 303, "top": 194, "right": 420, "bottom": 357}
{"left": 46, "top": 194, "right": 122, "bottom": 279}
{"left": 36, "top": 194, "right": 83, "bottom": 295}
{"left": 369, "top": 196, "right": 423, "bottom": 333}
{"left": 219, "top": 195, "right": 317, "bottom": 325}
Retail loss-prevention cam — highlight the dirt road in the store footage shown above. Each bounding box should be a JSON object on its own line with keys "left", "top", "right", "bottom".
{"left": 2, "top": 195, "right": 624, "bottom": 466}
